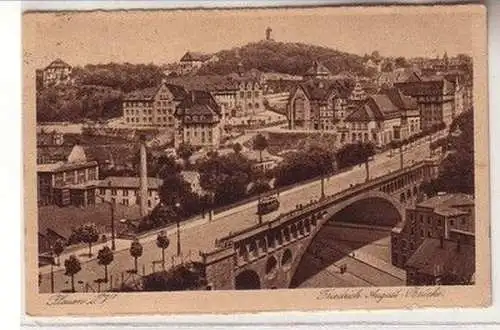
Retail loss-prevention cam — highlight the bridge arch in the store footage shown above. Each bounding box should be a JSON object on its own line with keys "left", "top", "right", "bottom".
{"left": 288, "top": 190, "right": 405, "bottom": 288}
{"left": 235, "top": 270, "right": 261, "bottom": 290}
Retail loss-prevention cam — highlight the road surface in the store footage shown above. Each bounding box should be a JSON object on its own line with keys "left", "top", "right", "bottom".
{"left": 39, "top": 138, "right": 434, "bottom": 293}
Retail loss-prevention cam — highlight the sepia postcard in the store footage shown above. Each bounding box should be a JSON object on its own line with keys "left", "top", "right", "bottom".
{"left": 24, "top": 4, "right": 489, "bottom": 316}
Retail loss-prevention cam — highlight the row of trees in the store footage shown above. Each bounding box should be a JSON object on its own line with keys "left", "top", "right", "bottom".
{"left": 421, "top": 110, "right": 474, "bottom": 196}
{"left": 56, "top": 230, "right": 172, "bottom": 293}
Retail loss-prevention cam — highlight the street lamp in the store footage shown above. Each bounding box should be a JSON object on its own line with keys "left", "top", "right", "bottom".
{"left": 175, "top": 201, "right": 181, "bottom": 257}
{"left": 96, "top": 196, "right": 116, "bottom": 251}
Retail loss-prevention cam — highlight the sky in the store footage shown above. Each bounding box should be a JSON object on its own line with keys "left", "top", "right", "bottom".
{"left": 23, "top": 5, "right": 482, "bottom": 69}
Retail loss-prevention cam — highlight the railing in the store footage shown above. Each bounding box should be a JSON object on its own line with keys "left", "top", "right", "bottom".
{"left": 218, "top": 159, "right": 436, "bottom": 244}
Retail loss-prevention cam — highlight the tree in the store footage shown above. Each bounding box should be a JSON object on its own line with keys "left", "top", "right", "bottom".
{"left": 361, "top": 142, "right": 375, "bottom": 181}
{"left": 64, "top": 255, "right": 81, "bottom": 293}
{"left": 394, "top": 57, "right": 410, "bottom": 68}
{"left": 177, "top": 143, "right": 194, "bottom": 168}
{"left": 253, "top": 134, "right": 269, "bottom": 163}
{"left": 155, "top": 155, "right": 181, "bottom": 178}
{"left": 156, "top": 231, "right": 170, "bottom": 270}
{"left": 232, "top": 142, "right": 243, "bottom": 154}
{"left": 72, "top": 223, "right": 99, "bottom": 257}
{"left": 97, "top": 246, "right": 114, "bottom": 283}
{"left": 53, "top": 239, "right": 65, "bottom": 266}
{"left": 129, "top": 238, "right": 143, "bottom": 274}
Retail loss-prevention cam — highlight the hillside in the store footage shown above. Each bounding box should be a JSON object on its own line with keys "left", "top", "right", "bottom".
{"left": 197, "top": 40, "right": 374, "bottom": 77}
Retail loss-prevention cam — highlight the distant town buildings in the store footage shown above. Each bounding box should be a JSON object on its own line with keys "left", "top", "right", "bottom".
{"left": 37, "top": 58, "right": 73, "bottom": 90}
{"left": 391, "top": 192, "right": 475, "bottom": 273}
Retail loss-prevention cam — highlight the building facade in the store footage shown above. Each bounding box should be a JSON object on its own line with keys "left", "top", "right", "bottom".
{"left": 122, "top": 82, "right": 187, "bottom": 128}
{"left": 179, "top": 51, "right": 218, "bottom": 73}
{"left": 37, "top": 145, "right": 99, "bottom": 207}
{"left": 287, "top": 79, "right": 352, "bottom": 131}
{"left": 395, "top": 75, "right": 455, "bottom": 130}
{"left": 41, "top": 59, "right": 72, "bottom": 89}
{"left": 174, "top": 90, "right": 223, "bottom": 149}
{"left": 96, "top": 176, "right": 163, "bottom": 210}
{"left": 391, "top": 193, "right": 475, "bottom": 269}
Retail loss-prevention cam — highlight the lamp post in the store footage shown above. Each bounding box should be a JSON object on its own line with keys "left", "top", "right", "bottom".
{"left": 50, "top": 251, "right": 55, "bottom": 293}
{"left": 96, "top": 196, "right": 116, "bottom": 251}
{"left": 175, "top": 202, "right": 181, "bottom": 257}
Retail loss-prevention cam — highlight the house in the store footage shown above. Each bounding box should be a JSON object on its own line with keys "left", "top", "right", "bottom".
{"left": 303, "top": 61, "right": 333, "bottom": 80}
{"left": 96, "top": 176, "right": 163, "bottom": 210}
{"left": 122, "top": 81, "right": 187, "bottom": 128}
{"left": 41, "top": 58, "right": 72, "bottom": 88}
{"left": 242, "top": 149, "right": 283, "bottom": 172}
{"left": 382, "top": 87, "right": 421, "bottom": 140}
{"left": 405, "top": 237, "right": 475, "bottom": 286}
{"left": 38, "top": 203, "right": 142, "bottom": 255}
{"left": 37, "top": 130, "right": 64, "bottom": 147}
{"left": 179, "top": 51, "right": 218, "bottom": 72}
{"left": 395, "top": 74, "right": 456, "bottom": 130}
{"left": 37, "top": 144, "right": 100, "bottom": 207}
{"left": 174, "top": 90, "right": 223, "bottom": 150}
{"left": 391, "top": 192, "right": 474, "bottom": 268}
{"left": 287, "top": 79, "right": 352, "bottom": 131}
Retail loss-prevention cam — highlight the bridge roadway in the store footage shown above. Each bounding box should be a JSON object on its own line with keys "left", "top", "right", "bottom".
{"left": 39, "top": 138, "right": 434, "bottom": 293}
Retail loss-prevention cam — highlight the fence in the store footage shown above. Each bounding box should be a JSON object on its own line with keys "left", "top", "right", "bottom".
{"left": 39, "top": 250, "right": 199, "bottom": 293}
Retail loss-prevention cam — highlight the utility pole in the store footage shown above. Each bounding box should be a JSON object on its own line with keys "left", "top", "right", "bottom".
{"left": 110, "top": 201, "right": 116, "bottom": 250}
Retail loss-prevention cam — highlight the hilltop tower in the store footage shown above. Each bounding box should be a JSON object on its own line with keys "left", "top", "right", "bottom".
{"left": 266, "top": 27, "right": 272, "bottom": 41}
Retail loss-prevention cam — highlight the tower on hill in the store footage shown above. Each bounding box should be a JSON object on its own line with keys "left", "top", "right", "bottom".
{"left": 266, "top": 27, "right": 273, "bottom": 41}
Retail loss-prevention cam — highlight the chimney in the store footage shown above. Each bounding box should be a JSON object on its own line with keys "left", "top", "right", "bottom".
{"left": 139, "top": 134, "right": 148, "bottom": 217}
{"left": 440, "top": 236, "right": 444, "bottom": 248}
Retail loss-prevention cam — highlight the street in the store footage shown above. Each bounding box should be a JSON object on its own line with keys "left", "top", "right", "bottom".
{"left": 39, "top": 137, "right": 434, "bottom": 293}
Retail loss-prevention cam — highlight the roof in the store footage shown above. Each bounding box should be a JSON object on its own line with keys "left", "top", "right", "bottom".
{"left": 38, "top": 203, "right": 142, "bottom": 240}
{"left": 175, "top": 90, "right": 221, "bottom": 123}
{"left": 417, "top": 193, "right": 474, "bottom": 210}
{"left": 304, "top": 61, "right": 332, "bottom": 78}
{"left": 37, "top": 160, "right": 98, "bottom": 173}
{"left": 434, "top": 207, "right": 469, "bottom": 217}
{"left": 97, "top": 176, "right": 163, "bottom": 189}
{"left": 45, "top": 58, "right": 71, "bottom": 70}
{"left": 405, "top": 238, "right": 475, "bottom": 280}
{"left": 180, "top": 51, "right": 213, "bottom": 62}
{"left": 294, "top": 79, "right": 352, "bottom": 103}
{"left": 394, "top": 76, "right": 455, "bottom": 97}
{"left": 164, "top": 75, "right": 239, "bottom": 92}
{"left": 345, "top": 95, "right": 401, "bottom": 122}
{"left": 123, "top": 83, "right": 187, "bottom": 101}
{"left": 382, "top": 88, "right": 418, "bottom": 110}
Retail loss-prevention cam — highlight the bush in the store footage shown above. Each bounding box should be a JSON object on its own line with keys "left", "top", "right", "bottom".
{"left": 143, "top": 262, "right": 207, "bottom": 291}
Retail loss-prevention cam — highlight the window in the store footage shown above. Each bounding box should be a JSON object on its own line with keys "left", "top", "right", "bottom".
{"left": 254, "top": 91, "right": 260, "bottom": 98}
{"left": 148, "top": 190, "right": 152, "bottom": 197}
{"left": 240, "top": 91, "right": 245, "bottom": 98}
{"left": 111, "top": 188, "right": 117, "bottom": 196}
{"left": 99, "top": 188, "right": 105, "bottom": 195}
{"left": 246, "top": 91, "right": 252, "bottom": 98}
{"left": 450, "top": 220, "right": 454, "bottom": 226}
{"left": 111, "top": 198, "right": 116, "bottom": 204}
{"left": 147, "top": 200, "right": 152, "bottom": 208}
{"left": 420, "top": 229, "right": 424, "bottom": 238}
{"left": 123, "top": 189, "right": 129, "bottom": 197}
{"left": 122, "top": 199, "right": 129, "bottom": 206}
{"left": 427, "top": 231, "right": 431, "bottom": 238}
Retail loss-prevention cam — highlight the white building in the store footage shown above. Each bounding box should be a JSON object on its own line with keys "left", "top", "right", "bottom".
{"left": 96, "top": 176, "right": 163, "bottom": 210}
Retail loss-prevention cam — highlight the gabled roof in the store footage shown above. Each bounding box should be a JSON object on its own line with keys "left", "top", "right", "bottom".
{"left": 180, "top": 51, "right": 213, "bottom": 62}
{"left": 405, "top": 238, "right": 475, "bottom": 280}
{"left": 294, "top": 79, "right": 352, "bottom": 103}
{"left": 304, "top": 61, "right": 332, "bottom": 78}
{"left": 176, "top": 90, "right": 221, "bottom": 123}
{"left": 345, "top": 94, "right": 402, "bottom": 122}
{"left": 123, "top": 83, "right": 187, "bottom": 101}
{"left": 45, "top": 58, "right": 71, "bottom": 70}
{"left": 417, "top": 193, "right": 474, "bottom": 209}
{"left": 97, "top": 176, "right": 163, "bottom": 189}
{"left": 382, "top": 87, "right": 418, "bottom": 110}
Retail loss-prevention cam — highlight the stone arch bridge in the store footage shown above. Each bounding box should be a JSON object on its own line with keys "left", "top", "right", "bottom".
{"left": 200, "top": 160, "right": 438, "bottom": 290}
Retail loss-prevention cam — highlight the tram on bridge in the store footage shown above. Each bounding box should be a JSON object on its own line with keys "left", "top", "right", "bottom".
{"left": 257, "top": 195, "right": 280, "bottom": 215}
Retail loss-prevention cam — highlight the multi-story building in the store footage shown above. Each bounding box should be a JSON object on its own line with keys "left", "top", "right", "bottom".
{"left": 391, "top": 192, "right": 474, "bottom": 269}
{"left": 179, "top": 51, "right": 218, "bottom": 73}
{"left": 96, "top": 176, "right": 163, "bottom": 210}
{"left": 40, "top": 59, "right": 72, "bottom": 89}
{"left": 122, "top": 81, "right": 187, "bottom": 128}
{"left": 234, "top": 75, "right": 264, "bottom": 117}
{"left": 287, "top": 79, "right": 352, "bottom": 131}
{"left": 37, "top": 144, "right": 100, "bottom": 207}
{"left": 395, "top": 75, "right": 456, "bottom": 130}
{"left": 383, "top": 88, "right": 421, "bottom": 140}
{"left": 174, "top": 90, "right": 222, "bottom": 149}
